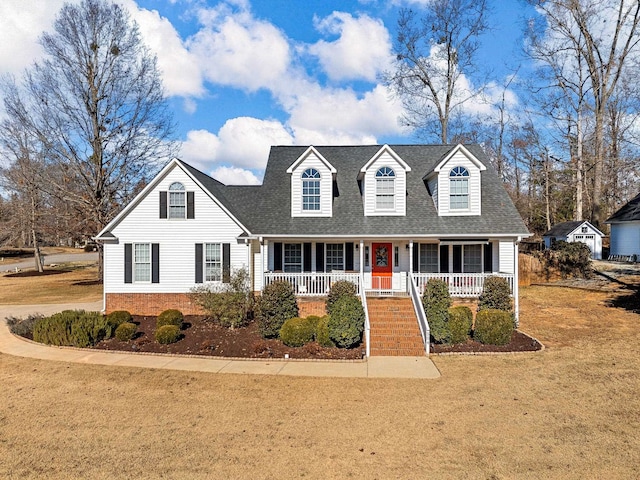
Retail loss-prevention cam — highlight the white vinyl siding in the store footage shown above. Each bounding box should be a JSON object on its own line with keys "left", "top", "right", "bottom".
{"left": 436, "top": 150, "right": 482, "bottom": 216}
{"left": 103, "top": 164, "right": 248, "bottom": 294}
{"left": 610, "top": 222, "right": 640, "bottom": 257}
{"left": 290, "top": 153, "right": 333, "bottom": 217}
{"left": 498, "top": 241, "right": 515, "bottom": 274}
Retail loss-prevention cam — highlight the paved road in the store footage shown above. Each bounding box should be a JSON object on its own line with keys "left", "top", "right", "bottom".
{"left": 0, "top": 252, "right": 98, "bottom": 272}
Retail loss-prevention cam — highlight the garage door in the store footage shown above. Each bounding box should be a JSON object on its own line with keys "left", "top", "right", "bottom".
{"left": 574, "top": 235, "right": 595, "bottom": 256}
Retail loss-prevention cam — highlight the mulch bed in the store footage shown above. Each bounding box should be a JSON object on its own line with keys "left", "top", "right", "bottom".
{"left": 94, "top": 316, "right": 365, "bottom": 360}
{"left": 430, "top": 330, "right": 543, "bottom": 354}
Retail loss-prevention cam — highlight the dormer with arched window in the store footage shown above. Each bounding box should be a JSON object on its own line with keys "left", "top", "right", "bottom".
{"left": 287, "top": 146, "right": 336, "bottom": 217}
{"left": 359, "top": 145, "right": 410, "bottom": 216}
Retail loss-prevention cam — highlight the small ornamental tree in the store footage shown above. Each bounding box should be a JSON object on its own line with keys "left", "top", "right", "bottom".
{"left": 256, "top": 281, "right": 299, "bottom": 338}
{"left": 422, "top": 279, "right": 452, "bottom": 344}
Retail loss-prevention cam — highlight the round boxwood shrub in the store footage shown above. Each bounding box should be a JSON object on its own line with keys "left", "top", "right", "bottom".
{"left": 256, "top": 281, "right": 299, "bottom": 338}
{"left": 155, "top": 324, "right": 180, "bottom": 344}
{"left": 422, "top": 279, "right": 452, "bottom": 344}
{"left": 326, "top": 280, "right": 358, "bottom": 315}
{"left": 115, "top": 322, "right": 137, "bottom": 341}
{"left": 107, "top": 310, "right": 133, "bottom": 329}
{"left": 279, "top": 317, "right": 315, "bottom": 347}
{"left": 448, "top": 306, "right": 473, "bottom": 344}
{"left": 314, "top": 315, "right": 334, "bottom": 347}
{"left": 328, "top": 296, "right": 365, "bottom": 348}
{"left": 157, "top": 309, "right": 183, "bottom": 329}
{"left": 478, "top": 276, "right": 512, "bottom": 312}
{"left": 474, "top": 309, "right": 514, "bottom": 345}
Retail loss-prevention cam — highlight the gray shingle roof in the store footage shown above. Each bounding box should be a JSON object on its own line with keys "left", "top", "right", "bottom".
{"left": 606, "top": 192, "right": 640, "bottom": 223}
{"left": 543, "top": 221, "right": 585, "bottom": 238}
{"left": 188, "top": 145, "right": 529, "bottom": 238}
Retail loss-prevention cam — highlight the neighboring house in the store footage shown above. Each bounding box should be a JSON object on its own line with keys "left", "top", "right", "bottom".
{"left": 542, "top": 221, "right": 604, "bottom": 260}
{"left": 96, "top": 144, "right": 530, "bottom": 355}
{"left": 606, "top": 192, "right": 640, "bottom": 259}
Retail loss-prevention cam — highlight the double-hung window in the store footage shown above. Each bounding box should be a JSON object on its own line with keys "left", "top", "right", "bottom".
{"left": 463, "top": 244, "right": 482, "bottom": 273}
{"left": 205, "top": 243, "right": 222, "bottom": 282}
{"left": 302, "top": 168, "right": 321, "bottom": 211}
{"left": 449, "top": 166, "right": 469, "bottom": 210}
{"left": 326, "top": 243, "right": 344, "bottom": 271}
{"left": 169, "top": 182, "right": 186, "bottom": 218}
{"left": 134, "top": 243, "right": 151, "bottom": 282}
{"left": 419, "top": 244, "right": 439, "bottom": 273}
{"left": 375, "top": 167, "right": 395, "bottom": 210}
{"left": 284, "top": 243, "right": 302, "bottom": 273}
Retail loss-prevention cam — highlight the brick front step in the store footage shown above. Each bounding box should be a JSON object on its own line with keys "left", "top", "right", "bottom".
{"left": 367, "top": 297, "right": 425, "bottom": 356}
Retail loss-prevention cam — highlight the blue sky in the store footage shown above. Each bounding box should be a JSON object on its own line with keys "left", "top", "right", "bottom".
{"left": 1, "top": 0, "right": 538, "bottom": 184}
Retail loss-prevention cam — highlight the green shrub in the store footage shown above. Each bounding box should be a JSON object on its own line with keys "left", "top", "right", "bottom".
{"left": 6, "top": 314, "right": 43, "bottom": 339}
{"left": 107, "top": 310, "right": 133, "bottom": 328}
{"left": 474, "top": 309, "right": 514, "bottom": 345}
{"left": 33, "top": 310, "right": 110, "bottom": 347}
{"left": 478, "top": 276, "right": 512, "bottom": 312}
{"left": 326, "top": 280, "right": 358, "bottom": 314}
{"left": 540, "top": 240, "right": 592, "bottom": 278}
{"left": 115, "top": 322, "right": 137, "bottom": 341}
{"left": 157, "top": 309, "right": 183, "bottom": 329}
{"left": 256, "top": 281, "right": 299, "bottom": 338}
{"left": 448, "top": 306, "right": 473, "bottom": 344}
{"left": 279, "top": 317, "right": 315, "bottom": 347}
{"left": 314, "top": 315, "right": 334, "bottom": 347}
{"left": 328, "top": 296, "right": 365, "bottom": 348}
{"left": 189, "top": 268, "right": 254, "bottom": 328}
{"left": 155, "top": 324, "right": 180, "bottom": 344}
{"left": 422, "top": 279, "right": 452, "bottom": 344}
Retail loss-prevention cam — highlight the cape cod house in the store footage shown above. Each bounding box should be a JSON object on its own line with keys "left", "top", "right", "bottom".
{"left": 96, "top": 144, "right": 530, "bottom": 356}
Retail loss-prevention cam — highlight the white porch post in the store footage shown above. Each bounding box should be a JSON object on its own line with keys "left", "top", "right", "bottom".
{"left": 409, "top": 240, "right": 414, "bottom": 273}
{"left": 359, "top": 239, "right": 364, "bottom": 285}
{"left": 260, "top": 237, "right": 266, "bottom": 292}
{"left": 514, "top": 238, "right": 520, "bottom": 326}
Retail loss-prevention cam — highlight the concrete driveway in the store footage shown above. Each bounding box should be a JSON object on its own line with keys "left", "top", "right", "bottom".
{"left": 0, "top": 252, "right": 98, "bottom": 273}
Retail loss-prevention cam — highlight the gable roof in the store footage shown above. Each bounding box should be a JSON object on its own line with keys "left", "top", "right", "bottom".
{"left": 285, "top": 146, "right": 337, "bottom": 174}
{"left": 224, "top": 144, "right": 529, "bottom": 238}
{"left": 543, "top": 220, "right": 604, "bottom": 238}
{"left": 359, "top": 144, "right": 411, "bottom": 174}
{"left": 606, "top": 192, "right": 640, "bottom": 223}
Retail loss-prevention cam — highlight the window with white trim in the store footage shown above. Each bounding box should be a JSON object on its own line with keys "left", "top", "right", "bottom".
{"left": 375, "top": 166, "right": 395, "bottom": 210}
{"left": 302, "top": 168, "right": 321, "bottom": 211}
{"left": 419, "top": 244, "right": 439, "bottom": 272}
{"left": 134, "top": 243, "right": 151, "bottom": 282}
{"left": 326, "top": 243, "right": 344, "bottom": 271}
{"left": 463, "top": 244, "right": 482, "bottom": 273}
{"left": 169, "top": 182, "right": 186, "bottom": 218}
{"left": 284, "top": 243, "right": 302, "bottom": 273}
{"left": 205, "top": 243, "right": 222, "bottom": 282}
{"left": 449, "top": 166, "right": 469, "bottom": 210}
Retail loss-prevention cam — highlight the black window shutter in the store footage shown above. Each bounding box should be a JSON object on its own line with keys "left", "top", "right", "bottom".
{"left": 315, "top": 243, "right": 324, "bottom": 272}
{"left": 222, "top": 243, "right": 231, "bottom": 283}
{"left": 439, "top": 245, "right": 449, "bottom": 273}
{"left": 273, "top": 242, "right": 282, "bottom": 271}
{"left": 303, "top": 243, "right": 312, "bottom": 272}
{"left": 187, "top": 192, "right": 195, "bottom": 219}
{"left": 151, "top": 243, "right": 160, "bottom": 283}
{"left": 159, "top": 191, "right": 167, "bottom": 218}
{"left": 484, "top": 242, "right": 493, "bottom": 273}
{"left": 413, "top": 243, "right": 419, "bottom": 273}
{"left": 452, "top": 245, "right": 462, "bottom": 273}
{"left": 345, "top": 242, "right": 354, "bottom": 270}
{"left": 195, "top": 243, "right": 203, "bottom": 283}
{"left": 124, "top": 243, "right": 132, "bottom": 283}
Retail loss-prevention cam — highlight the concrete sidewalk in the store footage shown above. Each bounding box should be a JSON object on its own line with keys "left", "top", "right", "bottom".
{"left": 0, "top": 302, "right": 440, "bottom": 379}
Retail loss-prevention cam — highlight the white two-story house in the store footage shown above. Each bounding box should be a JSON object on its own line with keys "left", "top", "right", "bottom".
{"left": 96, "top": 144, "right": 530, "bottom": 355}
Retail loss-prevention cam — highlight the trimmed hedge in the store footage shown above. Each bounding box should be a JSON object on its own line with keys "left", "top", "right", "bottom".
{"left": 448, "top": 306, "right": 473, "bottom": 344}
{"left": 256, "top": 281, "right": 299, "bottom": 338}
{"left": 327, "top": 296, "right": 365, "bottom": 348}
{"left": 326, "top": 280, "right": 358, "bottom": 315}
{"left": 478, "top": 276, "right": 512, "bottom": 312}
{"left": 155, "top": 324, "right": 180, "bottom": 344}
{"left": 33, "top": 310, "right": 111, "bottom": 348}
{"left": 115, "top": 322, "right": 137, "bottom": 341}
{"left": 107, "top": 310, "right": 133, "bottom": 329}
{"left": 422, "top": 279, "right": 452, "bottom": 344}
{"left": 157, "top": 309, "right": 183, "bottom": 329}
{"left": 279, "top": 317, "right": 315, "bottom": 347}
{"left": 474, "top": 309, "right": 514, "bottom": 345}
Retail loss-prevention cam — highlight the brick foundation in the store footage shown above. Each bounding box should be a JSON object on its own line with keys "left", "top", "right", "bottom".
{"left": 297, "top": 297, "right": 327, "bottom": 317}
{"left": 105, "top": 293, "right": 205, "bottom": 316}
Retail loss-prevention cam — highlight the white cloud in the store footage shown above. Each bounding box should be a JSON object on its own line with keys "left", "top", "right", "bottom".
{"left": 187, "top": 3, "right": 290, "bottom": 92}
{"left": 211, "top": 166, "right": 261, "bottom": 185}
{"left": 309, "top": 12, "right": 393, "bottom": 82}
{"left": 179, "top": 129, "right": 221, "bottom": 167}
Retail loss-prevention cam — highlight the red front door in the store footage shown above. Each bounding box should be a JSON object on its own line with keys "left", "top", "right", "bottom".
{"left": 372, "top": 243, "right": 392, "bottom": 290}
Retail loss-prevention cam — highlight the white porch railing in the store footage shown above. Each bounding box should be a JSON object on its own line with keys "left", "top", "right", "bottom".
{"left": 263, "top": 272, "right": 361, "bottom": 296}
{"left": 359, "top": 276, "right": 371, "bottom": 358}
{"left": 408, "top": 273, "right": 430, "bottom": 354}
{"left": 412, "top": 273, "right": 515, "bottom": 298}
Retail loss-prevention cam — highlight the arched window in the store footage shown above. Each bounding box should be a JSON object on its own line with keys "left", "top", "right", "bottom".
{"left": 302, "top": 168, "right": 321, "bottom": 211}
{"left": 169, "top": 182, "right": 186, "bottom": 218}
{"left": 375, "top": 166, "right": 395, "bottom": 210}
{"left": 449, "top": 166, "right": 469, "bottom": 209}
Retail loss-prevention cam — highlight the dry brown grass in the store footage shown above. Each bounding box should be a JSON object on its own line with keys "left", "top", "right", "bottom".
{"left": 0, "top": 265, "right": 102, "bottom": 304}
{"left": 1, "top": 285, "right": 640, "bottom": 479}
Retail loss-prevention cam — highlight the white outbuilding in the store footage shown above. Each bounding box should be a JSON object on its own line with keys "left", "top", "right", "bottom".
{"left": 543, "top": 220, "right": 604, "bottom": 260}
